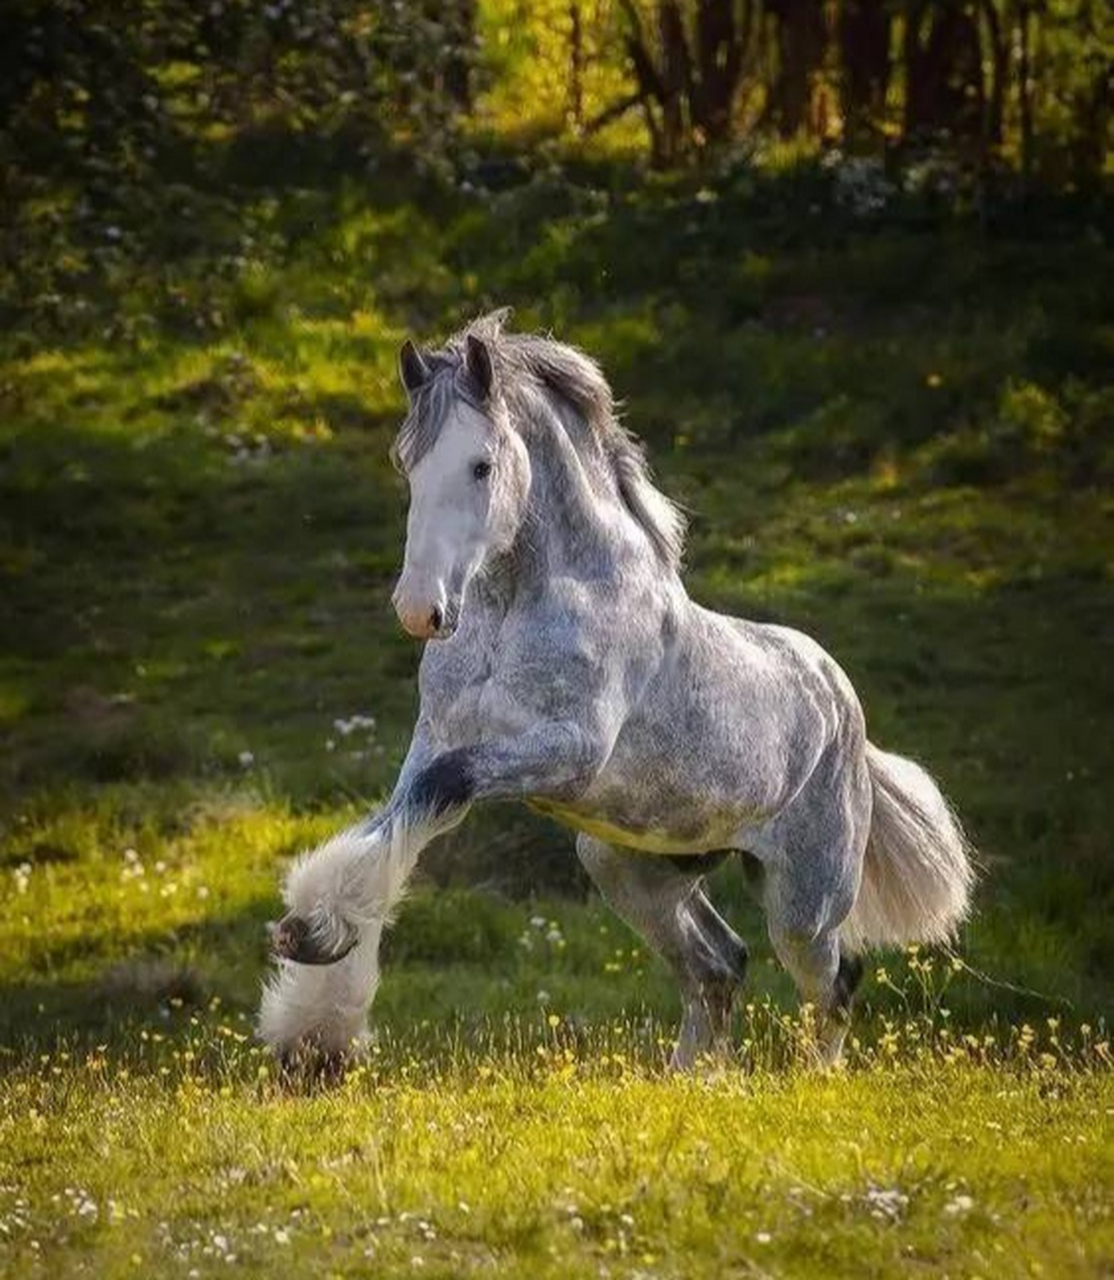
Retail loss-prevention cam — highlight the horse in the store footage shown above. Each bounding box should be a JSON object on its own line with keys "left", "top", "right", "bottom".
{"left": 259, "top": 310, "right": 974, "bottom": 1070}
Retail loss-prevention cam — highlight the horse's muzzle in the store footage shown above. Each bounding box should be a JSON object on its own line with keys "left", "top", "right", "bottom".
{"left": 393, "top": 592, "right": 459, "bottom": 640}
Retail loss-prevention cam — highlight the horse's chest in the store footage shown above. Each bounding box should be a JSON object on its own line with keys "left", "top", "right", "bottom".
{"left": 431, "top": 679, "right": 539, "bottom": 748}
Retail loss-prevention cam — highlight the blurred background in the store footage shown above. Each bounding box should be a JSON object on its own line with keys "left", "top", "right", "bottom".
{"left": 0, "top": 1, "right": 1111, "bottom": 1038}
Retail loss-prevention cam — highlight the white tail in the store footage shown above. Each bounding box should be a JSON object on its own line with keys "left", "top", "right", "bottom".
{"left": 841, "top": 744, "right": 975, "bottom": 952}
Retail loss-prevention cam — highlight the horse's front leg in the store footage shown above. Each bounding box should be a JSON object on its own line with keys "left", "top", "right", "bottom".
{"left": 258, "top": 721, "right": 606, "bottom": 1063}
{"left": 257, "top": 728, "right": 443, "bottom": 1066}
{"left": 275, "top": 719, "right": 604, "bottom": 963}
{"left": 257, "top": 805, "right": 448, "bottom": 1068}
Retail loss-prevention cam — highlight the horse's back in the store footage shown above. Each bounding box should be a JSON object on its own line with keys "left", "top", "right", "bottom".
{"left": 677, "top": 603, "right": 864, "bottom": 745}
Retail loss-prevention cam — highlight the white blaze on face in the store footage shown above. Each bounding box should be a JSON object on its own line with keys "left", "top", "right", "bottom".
{"left": 392, "top": 401, "right": 495, "bottom": 639}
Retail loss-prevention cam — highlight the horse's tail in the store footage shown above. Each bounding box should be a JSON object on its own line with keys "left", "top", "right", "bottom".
{"left": 840, "top": 743, "right": 975, "bottom": 953}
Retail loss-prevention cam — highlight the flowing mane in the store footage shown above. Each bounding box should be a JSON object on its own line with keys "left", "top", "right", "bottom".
{"left": 394, "top": 310, "right": 687, "bottom": 568}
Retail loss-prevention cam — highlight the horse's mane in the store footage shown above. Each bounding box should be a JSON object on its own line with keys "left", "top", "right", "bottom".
{"left": 396, "top": 310, "right": 686, "bottom": 568}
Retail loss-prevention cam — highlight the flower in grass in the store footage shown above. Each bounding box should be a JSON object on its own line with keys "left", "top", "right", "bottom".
{"left": 333, "top": 714, "right": 377, "bottom": 737}
{"left": 865, "top": 1185, "right": 908, "bottom": 1221}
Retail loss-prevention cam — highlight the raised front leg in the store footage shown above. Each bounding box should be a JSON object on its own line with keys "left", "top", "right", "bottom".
{"left": 275, "top": 718, "right": 604, "bottom": 964}
{"left": 577, "top": 836, "right": 748, "bottom": 1071}
{"left": 259, "top": 720, "right": 607, "bottom": 1064}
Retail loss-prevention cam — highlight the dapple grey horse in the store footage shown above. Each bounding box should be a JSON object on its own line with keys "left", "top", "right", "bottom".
{"left": 260, "top": 311, "right": 973, "bottom": 1069}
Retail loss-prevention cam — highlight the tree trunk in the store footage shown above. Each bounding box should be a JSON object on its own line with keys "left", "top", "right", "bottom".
{"left": 903, "top": 0, "right": 984, "bottom": 146}
{"left": 839, "top": 0, "right": 891, "bottom": 145}
{"left": 1018, "top": 2, "right": 1034, "bottom": 183}
{"left": 620, "top": 0, "right": 669, "bottom": 163}
{"left": 620, "top": 0, "right": 753, "bottom": 163}
{"left": 979, "top": 0, "right": 1007, "bottom": 149}
{"left": 767, "top": 0, "right": 827, "bottom": 139}
{"left": 658, "top": 0, "right": 694, "bottom": 157}
{"left": 691, "top": 0, "right": 745, "bottom": 146}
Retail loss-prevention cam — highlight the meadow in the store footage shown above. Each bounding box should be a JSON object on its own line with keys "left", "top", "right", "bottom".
{"left": 2, "top": 122, "right": 1113, "bottom": 1275}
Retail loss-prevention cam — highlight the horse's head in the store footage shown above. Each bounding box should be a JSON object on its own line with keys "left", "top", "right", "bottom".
{"left": 390, "top": 334, "right": 530, "bottom": 640}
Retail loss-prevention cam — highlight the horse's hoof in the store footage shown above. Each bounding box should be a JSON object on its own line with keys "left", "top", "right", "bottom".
{"left": 271, "top": 913, "right": 359, "bottom": 965}
{"left": 275, "top": 1044, "right": 351, "bottom": 1090}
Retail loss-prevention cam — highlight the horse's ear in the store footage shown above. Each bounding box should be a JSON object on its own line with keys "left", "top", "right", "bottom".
{"left": 464, "top": 334, "right": 494, "bottom": 400}
{"left": 399, "top": 340, "right": 430, "bottom": 396}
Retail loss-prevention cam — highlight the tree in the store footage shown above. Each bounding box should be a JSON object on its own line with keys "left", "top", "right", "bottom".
{"left": 902, "top": 0, "right": 986, "bottom": 147}
{"left": 620, "top": 0, "right": 757, "bottom": 163}
{"left": 839, "top": 0, "right": 892, "bottom": 144}
{"left": 765, "top": 0, "right": 829, "bottom": 138}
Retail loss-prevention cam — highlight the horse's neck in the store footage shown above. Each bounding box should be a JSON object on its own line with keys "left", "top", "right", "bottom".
{"left": 519, "top": 403, "right": 639, "bottom": 578}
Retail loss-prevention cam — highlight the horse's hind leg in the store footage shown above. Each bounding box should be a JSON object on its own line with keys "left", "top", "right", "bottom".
{"left": 577, "top": 835, "right": 747, "bottom": 1071}
{"left": 765, "top": 911, "right": 863, "bottom": 1066}
{"left": 761, "top": 752, "right": 871, "bottom": 1065}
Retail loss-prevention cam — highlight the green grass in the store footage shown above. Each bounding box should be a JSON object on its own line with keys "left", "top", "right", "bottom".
{"left": 2, "top": 1020, "right": 1111, "bottom": 1278}
{"left": 2, "top": 148, "right": 1112, "bottom": 1274}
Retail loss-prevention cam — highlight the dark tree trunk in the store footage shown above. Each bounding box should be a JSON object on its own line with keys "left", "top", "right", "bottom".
{"left": 658, "top": 0, "right": 694, "bottom": 158}
{"left": 839, "top": 0, "right": 891, "bottom": 144}
{"left": 620, "top": 0, "right": 752, "bottom": 164}
{"left": 690, "top": 0, "right": 746, "bottom": 146}
{"left": 442, "top": 0, "right": 477, "bottom": 111}
{"left": 1072, "top": 61, "right": 1111, "bottom": 184}
{"left": 621, "top": 0, "right": 670, "bottom": 164}
{"left": 979, "top": 0, "right": 1007, "bottom": 149}
{"left": 1018, "top": 2, "right": 1035, "bottom": 183}
{"left": 903, "top": 0, "right": 984, "bottom": 146}
{"left": 767, "top": 0, "right": 827, "bottom": 139}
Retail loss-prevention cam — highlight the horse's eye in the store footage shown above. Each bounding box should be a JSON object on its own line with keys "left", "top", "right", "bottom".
{"left": 472, "top": 460, "right": 492, "bottom": 481}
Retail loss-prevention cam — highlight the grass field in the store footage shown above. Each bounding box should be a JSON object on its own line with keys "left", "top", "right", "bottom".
{"left": 2, "top": 1028, "right": 1111, "bottom": 1278}
{"left": 2, "top": 147, "right": 1112, "bottom": 1275}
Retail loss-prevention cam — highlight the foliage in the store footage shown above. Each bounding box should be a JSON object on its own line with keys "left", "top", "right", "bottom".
{"left": 0, "top": 0, "right": 476, "bottom": 330}
{"left": 0, "top": 0, "right": 476, "bottom": 170}
{"left": 513, "top": 0, "right": 1114, "bottom": 177}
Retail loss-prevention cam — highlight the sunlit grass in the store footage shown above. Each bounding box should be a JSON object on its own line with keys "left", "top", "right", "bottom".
{"left": 6, "top": 785, "right": 1106, "bottom": 1276}
{"left": 0, "top": 1010, "right": 1110, "bottom": 1278}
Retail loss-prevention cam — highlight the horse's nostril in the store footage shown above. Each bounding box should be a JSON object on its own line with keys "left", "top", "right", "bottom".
{"left": 430, "top": 605, "right": 443, "bottom": 632}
